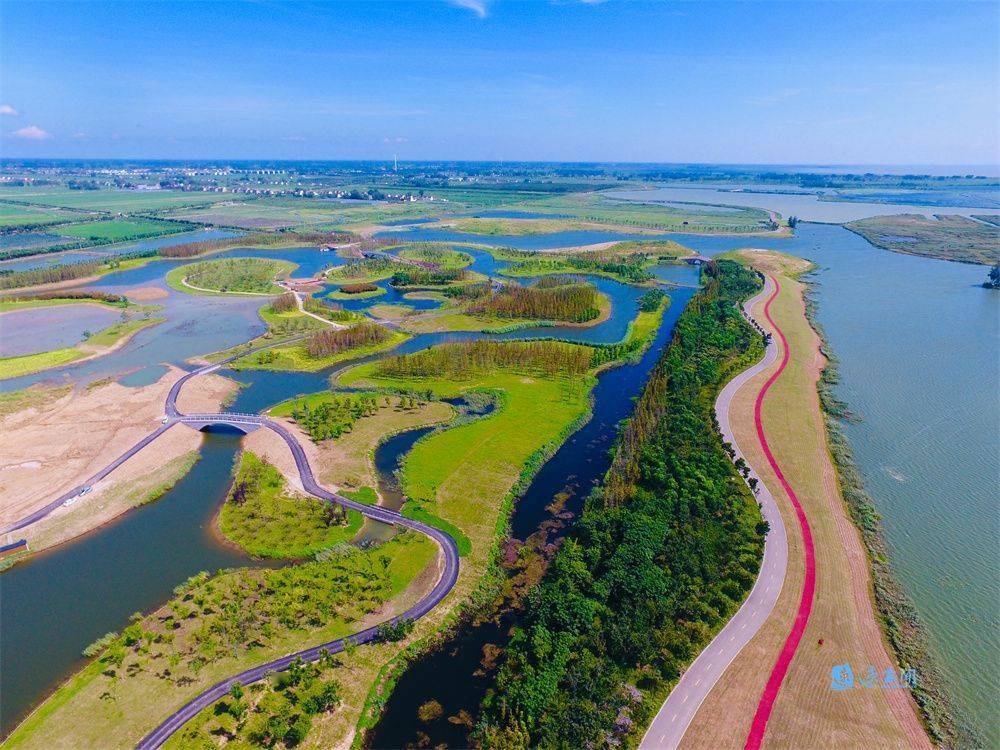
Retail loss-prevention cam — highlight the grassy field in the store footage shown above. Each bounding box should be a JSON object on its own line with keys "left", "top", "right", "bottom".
{"left": 0, "top": 202, "right": 82, "bottom": 228}
{"left": 218, "top": 451, "right": 363, "bottom": 558}
{"left": 0, "top": 314, "right": 163, "bottom": 379}
{"left": 55, "top": 218, "right": 186, "bottom": 242}
{"left": 0, "top": 187, "right": 233, "bottom": 213}
{"left": 165, "top": 257, "right": 296, "bottom": 295}
{"left": 394, "top": 245, "right": 473, "bottom": 269}
{"left": 681, "top": 250, "right": 930, "bottom": 749}
{"left": 340, "top": 340, "right": 595, "bottom": 564}
{"left": 845, "top": 214, "right": 1000, "bottom": 264}
{"left": 4, "top": 532, "right": 436, "bottom": 750}
{"left": 324, "top": 257, "right": 402, "bottom": 284}
{"left": 486, "top": 191, "right": 776, "bottom": 233}
{"left": 327, "top": 285, "right": 387, "bottom": 300}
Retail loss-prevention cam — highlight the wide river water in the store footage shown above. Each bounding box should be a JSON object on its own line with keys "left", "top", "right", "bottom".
{"left": 1, "top": 217, "right": 996, "bottom": 743}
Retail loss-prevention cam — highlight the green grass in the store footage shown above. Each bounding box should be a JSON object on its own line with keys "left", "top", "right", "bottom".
{"left": 0, "top": 347, "right": 87, "bottom": 379}
{"left": 219, "top": 451, "right": 364, "bottom": 558}
{"left": 269, "top": 391, "right": 382, "bottom": 442}
{"left": 55, "top": 218, "right": 186, "bottom": 242}
{"left": 84, "top": 316, "right": 165, "bottom": 346}
{"left": 324, "top": 257, "right": 401, "bottom": 284}
{"left": 165, "top": 257, "right": 296, "bottom": 295}
{"left": 339, "top": 344, "right": 595, "bottom": 568}
{"left": 395, "top": 245, "right": 473, "bottom": 269}
{"left": 229, "top": 329, "right": 410, "bottom": 372}
{"left": 0, "top": 202, "right": 79, "bottom": 228}
{"left": 0, "top": 187, "right": 234, "bottom": 212}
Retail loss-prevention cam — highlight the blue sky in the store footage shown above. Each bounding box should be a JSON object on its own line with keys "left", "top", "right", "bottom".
{"left": 1, "top": 0, "right": 997, "bottom": 164}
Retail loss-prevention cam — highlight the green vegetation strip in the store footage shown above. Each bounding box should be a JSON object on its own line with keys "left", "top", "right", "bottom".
{"left": 476, "top": 260, "right": 767, "bottom": 748}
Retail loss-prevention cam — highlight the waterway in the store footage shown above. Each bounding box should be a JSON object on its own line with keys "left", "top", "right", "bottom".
{"left": 2, "top": 218, "right": 996, "bottom": 743}
{"left": 368, "top": 285, "right": 696, "bottom": 749}
{"left": 0, "top": 428, "right": 263, "bottom": 734}
{"left": 0, "top": 238, "right": 696, "bottom": 738}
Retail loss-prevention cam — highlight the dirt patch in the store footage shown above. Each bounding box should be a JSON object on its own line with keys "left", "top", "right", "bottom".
{"left": 0, "top": 367, "right": 238, "bottom": 552}
{"left": 125, "top": 286, "right": 169, "bottom": 301}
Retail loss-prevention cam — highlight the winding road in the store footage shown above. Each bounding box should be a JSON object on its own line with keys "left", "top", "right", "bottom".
{"left": 1, "top": 344, "right": 461, "bottom": 750}
{"left": 640, "top": 275, "right": 806, "bottom": 750}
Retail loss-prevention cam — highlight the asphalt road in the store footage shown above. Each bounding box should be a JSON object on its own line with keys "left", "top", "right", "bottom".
{"left": 639, "top": 276, "right": 790, "bottom": 750}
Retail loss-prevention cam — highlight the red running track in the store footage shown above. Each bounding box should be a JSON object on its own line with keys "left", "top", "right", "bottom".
{"left": 744, "top": 276, "right": 817, "bottom": 750}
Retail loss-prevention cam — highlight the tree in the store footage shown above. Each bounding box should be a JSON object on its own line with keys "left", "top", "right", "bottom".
{"left": 986, "top": 264, "right": 1000, "bottom": 289}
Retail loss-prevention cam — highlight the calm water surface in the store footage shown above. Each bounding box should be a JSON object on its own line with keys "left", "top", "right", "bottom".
{"left": 0, "top": 304, "right": 120, "bottom": 357}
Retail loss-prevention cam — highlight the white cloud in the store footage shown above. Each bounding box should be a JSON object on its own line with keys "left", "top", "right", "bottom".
{"left": 282, "top": 135, "right": 307, "bottom": 142}
{"left": 383, "top": 136, "right": 409, "bottom": 144}
{"left": 0, "top": 104, "right": 18, "bottom": 116}
{"left": 72, "top": 132, "right": 89, "bottom": 140}
{"left": 12, "top": 124, "right": 52, "bottom": 140}
{"left": 448, "top": 0, "right": 490, "bottom": 18}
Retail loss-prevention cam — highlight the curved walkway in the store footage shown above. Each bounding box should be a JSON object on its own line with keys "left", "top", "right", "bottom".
{"left": 640, "top": 275, "right": 791, "bottom": 750}
{"left": 1, "top": 344, "right": 461, "bottom": 750}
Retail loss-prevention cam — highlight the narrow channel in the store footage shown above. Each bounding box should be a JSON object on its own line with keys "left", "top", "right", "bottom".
{"left": 366, "top": 286, "right": 697, "bottom": 749}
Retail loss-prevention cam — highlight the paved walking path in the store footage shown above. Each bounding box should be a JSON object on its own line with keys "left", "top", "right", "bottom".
{"left": 640, "top": 276, "right": 792, "bottom": 750}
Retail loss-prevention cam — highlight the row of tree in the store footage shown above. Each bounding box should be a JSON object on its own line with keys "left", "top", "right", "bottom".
{"left": 374, "top": 339, "right": 592, "bottom": 379}
{"left": 305, "top": 322, "right": 391, "bottom": 358}
{"left": 468, "top": 279, "right": 600, "bottom": 322}
{"left": 475, "top": 260, "right": 767, "bottom": 748}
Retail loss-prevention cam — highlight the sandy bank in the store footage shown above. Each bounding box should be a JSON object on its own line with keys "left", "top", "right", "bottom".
{"left": 0, "top": 367, "right": 238, "bottom": 553}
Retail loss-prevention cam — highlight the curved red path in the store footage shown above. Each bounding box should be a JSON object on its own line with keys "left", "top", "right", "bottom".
{"left": 744, "top": 276, "right": 817, "bottom": 750}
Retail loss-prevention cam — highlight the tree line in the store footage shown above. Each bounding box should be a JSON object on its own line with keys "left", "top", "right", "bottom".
{"left": 374, "top": 339, "right": 592, "bottom": 379}
{"left": 475, "top": 259, "right": 767, "bottom": 748}
{"left": 468, "top": 278, "right": 600, "bottom": 323}
{"left": 305, "top": 322, "right": 391, "bottom": 358}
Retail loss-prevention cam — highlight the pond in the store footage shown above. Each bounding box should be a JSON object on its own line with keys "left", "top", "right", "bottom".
{"left": 0, "top": 304, "right": 120, "bottom": 357}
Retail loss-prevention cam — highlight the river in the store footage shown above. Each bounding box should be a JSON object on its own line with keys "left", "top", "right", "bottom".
{"left": 0, "top": 241, "right": 697, "bottom": 737}
{"left": 2, "top": 220, "right": 996, "bottom": 743}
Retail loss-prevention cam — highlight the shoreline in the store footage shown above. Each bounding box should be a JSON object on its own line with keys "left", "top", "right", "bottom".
{"left": 801, "top": 276, "right": 980, "bottom": 747}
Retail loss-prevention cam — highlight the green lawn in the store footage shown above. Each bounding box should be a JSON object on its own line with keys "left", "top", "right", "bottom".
{"left": 0, "top": 187, "right": 233, "bottom": 212}
{"left": 395, "top": 245, "right": 473, "bottom": 269}
{"left": 219, "top": 451, "right": 364, "bottom": 558}
{"left": 326, "top": 285, "right": 387, "bottom": 300}
{"left": 339, "top": 341, "right": 597, "bottom": 570}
